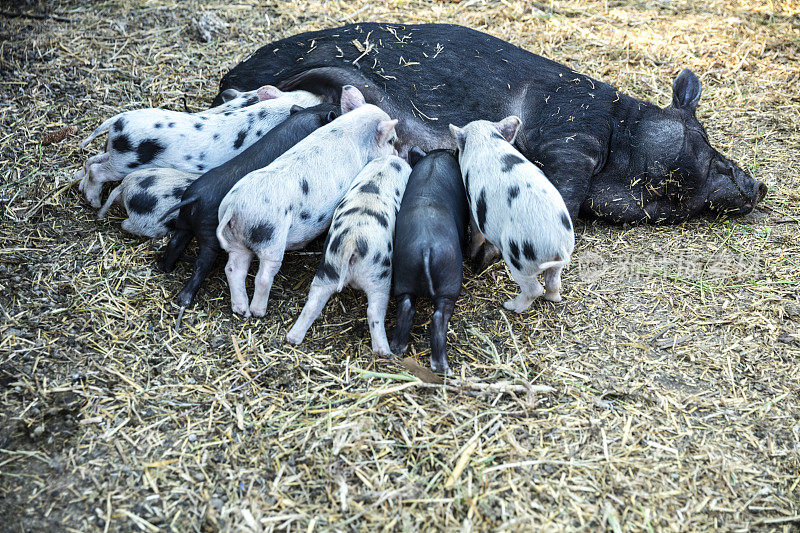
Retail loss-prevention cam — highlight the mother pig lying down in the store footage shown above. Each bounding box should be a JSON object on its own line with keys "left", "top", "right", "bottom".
{"left": 216, "top": 85, "right": 399, "bottom": 317}
{"left": 214, "top": 23, "right": 767, "bottom": 225}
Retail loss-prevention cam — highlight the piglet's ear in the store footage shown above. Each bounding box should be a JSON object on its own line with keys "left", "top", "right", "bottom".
{"left": 376, "top": 119, "right": 398, "bottom": 145}
{"left": 289, "top": 105, "right": 304, "bottom": 115}
{"left": 408, "top": 146, "right": 427, "bottom": 167}
{"left": 494, "top": 116, "right": 522, "bottom": 144}
{"left": 449, "top": 124, "right": 466, "bottom": 151}
{"left": 340, "top": 85, "right": 366, "bottom": 113}
{"left": 257, "top": 85, "right": 283, "bottom": 100}
{"left": 672, "top": 69, "right": 701, "bottom": 112}
{"left": 220, "top": 88, "right": 240, "bottom": 102}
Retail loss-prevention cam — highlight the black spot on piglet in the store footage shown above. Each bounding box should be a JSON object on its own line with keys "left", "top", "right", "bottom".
{"left": 249, "top": 222, "right": 275, "bottom": 243}
{"left": 356, "top": 237, "right": 368, "bottom": 257}
{"left": 301, "top": 179, "right": 309, "bottom": 195}
{"left": 194, "top": 123, "right": 203, "bottom": 130}
{"left": 507, "top": 185, "right": 520, "bottom": 206}
{"left": 522, "top": 241, "right": 536, "bottom": 261}
{"left": 360, "top": 182, "right": 380, "bottom": 194}
{"left": 128, "top": 192, "right": 158, "bottom": 215}
{"left": 560, "top": 212, "right": 572, "bottom": 231}
{"left": 136, "top": 139, "right": 165, "bottom": 165}
{"left": 390, "top": 160, "right": 402, "bottom": 172}
{"left": 171, "top": 186, "right": 184, "bottom": 199}
{"left": 476, "top": 189, "right": 488, "bottom": 233}
{"left": 501, "top": 153, "right": 525, "bottom": 172}
{"left": 138, "top": 175, "right": 156, "bottom": 189}
{"left": 113, "top": 117, "right": 126, "bottom": 132}
{"left": 233, "top": 130, "right": 248, "bottom": 149}
{"left": 112, "top": 134, "right": 133, "bottom": 153}
{"left": 317, "top": 259, "right": 339, "bottom": 282}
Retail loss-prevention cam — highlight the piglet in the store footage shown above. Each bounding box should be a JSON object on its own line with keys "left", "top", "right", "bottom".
{"left": 390, "top": 148, "right": 468, "bottom": 374}
{"left": 216, "top": 85, "right": 398, "bottom": 318}
{"left": 449, "top": 117, "right": 574, "bottom": 312}
{"left": 98, "top": 167, "right": 198, "bottom": 238}
{"left": 75, "top": 86, "right": 323, "bottom": 208}
{"left": 286, "top": 155, "right": 411, "bottom": 354}
{"left": 161, "top": 103, "right": 340, "bottom": 308}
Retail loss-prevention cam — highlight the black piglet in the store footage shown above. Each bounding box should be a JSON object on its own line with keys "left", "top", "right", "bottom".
{"left": 390, "top": 148, "right": 468, "bottom": 374}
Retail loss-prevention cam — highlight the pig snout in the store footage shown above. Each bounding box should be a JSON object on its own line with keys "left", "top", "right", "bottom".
{"left": 707, "top": 158, "right": 767, "bottom": 215}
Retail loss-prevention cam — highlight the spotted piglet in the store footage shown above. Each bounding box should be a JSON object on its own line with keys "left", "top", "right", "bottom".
{"left": 97, "top": 168, "right": 198, "bottom": 238}
{"left": 449, "top": 117, "right": 574, "bottom": 312}
{"left": 216, "top": 85, "right": 399, "bottom": 318}
{"left": 76, "top": 86, "right": 323, "bottom": 208}
{"left": 286, "top": 156, "right": 411, "bottom": 355}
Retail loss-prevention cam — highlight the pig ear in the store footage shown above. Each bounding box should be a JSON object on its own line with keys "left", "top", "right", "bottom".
{"left": 408, "top": 146, "right": 427, "bottom": 167}
{"left": 220, "top": 88, "right": 240, "bottom": 102}
{"left": 376, "top": 119, "right": 398, "bottom": 145}
{"left": 289, "top": 105, "right": 304, "bottom": 115}
{"left": 340, "top": 85, "right": 366, "bottom": 114}
{"left": 257, "top": 85, "right": 283, "bottom": 100}
{"left": 449, "top": 124, "right": 466, "bottom": 151}
{"left": 494, "top": 116, "right": 522, "bottom": 144}
{"left": 672, "top": 69, "right": 701, "bottom": 112}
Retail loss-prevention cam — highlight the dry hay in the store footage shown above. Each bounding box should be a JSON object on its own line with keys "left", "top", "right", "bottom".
{"left": 1, "top": 0, "right": 799, "bottom": 531}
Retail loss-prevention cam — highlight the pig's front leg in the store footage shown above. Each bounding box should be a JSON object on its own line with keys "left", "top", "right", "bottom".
{"left": 365, "top": 284, "right": 391, "bottom": 356}
{"left": 468, "top": 215, "right": 486, "bottom": 259}
{"left": 286, "top": 281, "right": 337, "bottom": 345}
{"left": 469, "top": 215, "right": 501, "bottom": 271}
{"left": 529, "top": 135, "right": 599, "bottom": 221}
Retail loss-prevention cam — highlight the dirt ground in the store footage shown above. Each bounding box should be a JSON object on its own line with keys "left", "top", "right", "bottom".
{"left": 1, "top": 0, "right": 799, "bottom": 531}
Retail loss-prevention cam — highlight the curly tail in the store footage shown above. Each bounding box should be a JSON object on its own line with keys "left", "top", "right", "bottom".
{"left": 538, "top": 249, "right": 572, "bottom": 272}
{"left": 216, "top": 207, "right": 234, "bottom": 251}
{"left": 159, "top": 195, "right": 198, "bottom": 223}
{"left": 336, "top": 244, "right": 359, "bottom": 293}
{"left": 97, "top": 183, "right": 123, "bottom": 218}
{"left": 79, "top": 114, "right": 123, "bottom": 148}
{"left": 422, "top": 248, "right": 435, "bottom": 297}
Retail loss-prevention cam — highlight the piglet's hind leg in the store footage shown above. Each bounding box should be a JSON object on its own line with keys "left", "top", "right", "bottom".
{"left": 365, "top": 286, "right": 391, "bottom": 356}
{"left": 503, "top": 275, "right": 544, "bottom": 314}
{"left": 543, "top": 266, "right": 564, "bottom": 303}
{"left": 286, "top": 281, "right": 337, "bottom": 345}
{"left": 430, "top": 297, "right": 455, "bottom": 375}
{"left": 390, "top": 294, "right": 416, "bottom": 355}
{"left": 249, "top": 253, "right": 285, "bottom": 318}
{"left": 224, "top": 248, "right": 253, "bottom": 317}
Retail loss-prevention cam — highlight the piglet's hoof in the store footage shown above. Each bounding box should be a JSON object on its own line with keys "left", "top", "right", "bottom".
{"left": 285, "top": 330, "right": 304, "bottom": 346}
{"left": 503, "top": 298, "right": 532, "bottom": 314}
{"left": 372, "top": 344, "right": 392, "bottom": 357}
{"left": 231, "top": 304, "right": 251, "bottom": 318}
{"left": 543, "top": 292, "right": 562, "bottom": 303}
{"left": 430, "top": 359, "right": 452, "bottom": 376}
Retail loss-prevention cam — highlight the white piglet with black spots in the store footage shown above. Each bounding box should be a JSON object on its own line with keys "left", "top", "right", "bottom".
{"left": 286, "top": 155, "right": 411, "bottom": 355}
{"left": 449, "top": 116, "right": 575, "bottom": 312}
{"left": 76, "top": 86, "right": 323, "bottom": 208}
{"left": 216, "top": 85, "right": 399, "bottom": 318}
{"left": 97, "top": 168, "right": 198, "bottom": 238}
